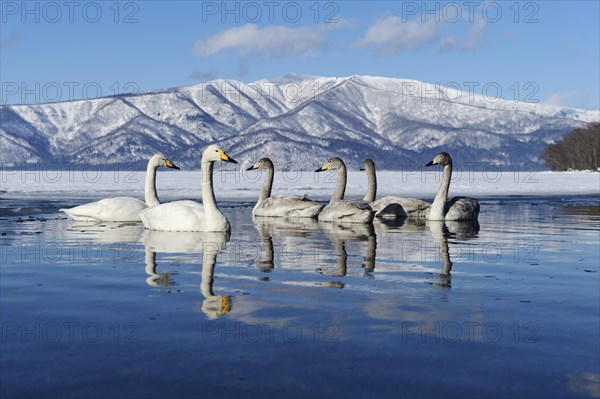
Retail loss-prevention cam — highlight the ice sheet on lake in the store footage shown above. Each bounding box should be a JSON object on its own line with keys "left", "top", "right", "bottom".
{"left": 2, "top": 169, "right": 598, "bottom": 201}
{"left": 0, "top": 168, "right": 600, "bottom": 200}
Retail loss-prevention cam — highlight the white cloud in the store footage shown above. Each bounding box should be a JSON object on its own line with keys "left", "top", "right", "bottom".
{"left": 359, "top": 4, "right": 490, "bottom": 56}
{"left": 440, "top": 18, "right": 487, "bottom": 51}
{"left": 189, "top": 70, "right": 216, "bottom": 81}
{"left": 440, "top": 35, "right": 458, "bottom": 51}
{"left": 463, "top": 18, "right": 487, "bottom": 49}
{"left": 357, "top": 16, "right": 438, "bottom": 56}
{"left": 544, "top": 91, "right": 584, "bottom": 107}
{"left": 192, "top": 24, "right": 325, "bottom": 59}
{"left": 1, "top": 33, "right": 25, "bottom": 48}
{"left": 321, "top": 18, "right": 358, "bottom": 31}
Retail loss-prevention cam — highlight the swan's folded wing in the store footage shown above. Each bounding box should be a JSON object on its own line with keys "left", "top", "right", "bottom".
{"left": 170, "top": 200, "right": 205, "bottom": 209}
{"left": 400, "top": 198, "right": 431, "bottom": 214}
{"left": 445, "top": 197, "right": 480, "bottom": 221}
{"left": 61, "top": 197, "right": 146, "bottom": 222}
{"left": 139, "top": 200, "right": 206, "bottom": 231}
{"left": 373, "top": 197, "right": 431, "bottom": 219}
{"left": 320, "top": 200, "right": 374, "bottom": 223}
{"left": 256, "top": 196, "right": 323, "bottom": 218}
{"left": 346, "top": 200, "right": 373, "bottom": 211}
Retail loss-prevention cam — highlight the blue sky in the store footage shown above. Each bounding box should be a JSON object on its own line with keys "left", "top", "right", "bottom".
{"left": 1, "top": 1, "right": 599, "bottom": 109}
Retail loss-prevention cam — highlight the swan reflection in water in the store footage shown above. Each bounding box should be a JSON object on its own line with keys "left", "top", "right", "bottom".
{"left": 66, "top": 221, "right": 232, "bottom": 318}
{"left": 372, "top": 218, "right": 479, "bottom": 286}
{"left": 65, "top": 221, "right": 176, "bottom": 287}
{"left": 249, "top": 216, "right": 480, "bottom": 288}
{"left": 199, "top": 233, "right": 232, "bottom": 319}
{"left": 250, "top": 217, "right": 377, "bottom": 287}
{"left": 141, "top": 230, "right": 232, "bottom": 319}
{"left": 251, "top": 216, "right": 320, "bottom": 274}
{"left": 65, "top": 221, "right": 145, "bottom": 243}
{"left": 427, "top": 220, "right": 479, "bottom": 287}
{"left": 317, "top": 222, "right": 376, "bottom": 285}
{"left": 144, "top": 246, "right": 174, "bottom": 287}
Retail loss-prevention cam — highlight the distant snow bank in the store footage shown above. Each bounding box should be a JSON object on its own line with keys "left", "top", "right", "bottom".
{"left": 2, "top": 169, "right": 598, "bottom": 201}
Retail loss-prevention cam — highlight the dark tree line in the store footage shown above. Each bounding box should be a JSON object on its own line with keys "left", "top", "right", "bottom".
{"left": 542, "top": 122, "right": 600, "bottom": 171}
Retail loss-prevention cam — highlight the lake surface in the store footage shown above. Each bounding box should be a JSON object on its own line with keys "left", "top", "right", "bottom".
{"left": 1, "top": 195, "right": 599, "bottom": 398}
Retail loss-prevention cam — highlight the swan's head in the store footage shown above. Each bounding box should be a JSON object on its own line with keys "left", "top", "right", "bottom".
{"left": 150, "top": 154, "right": 180, "bottom": 169}
{"left": 246, "top": 157, "right": 274, "bottom": 171}
{"left": 315, "top": 157, "right": 345, "bottom": 172}
{"left": 203, "top": 145, "right": 238, "bottom": 164}
{"left": 360, "top": 159, "right": 375, "bottom": 172}
{"left": 426, "top": 152, "right": 452, "bottom": 167}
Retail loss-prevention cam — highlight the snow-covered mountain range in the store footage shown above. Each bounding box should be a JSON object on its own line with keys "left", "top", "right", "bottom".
{"left": 1, "top": 75, "right": 598, "bottom": 169}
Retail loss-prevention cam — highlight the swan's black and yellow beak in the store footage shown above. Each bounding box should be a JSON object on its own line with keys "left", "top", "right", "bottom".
{"left": 220, "top": 151, "right": 238, "bottom": 164}
{"left": 315, "top": 161, "right": 330, "bottom": 173}
{"left": 427, "top": 153, "right": 445, "bottom": 166}
{"left": 166, "top": 159, "right": 180, "bottom": 169}
{"left": 360, "top": 159, "right": 373, "bottom": 171}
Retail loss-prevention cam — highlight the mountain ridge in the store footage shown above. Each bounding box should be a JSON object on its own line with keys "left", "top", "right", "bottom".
{"left": 1, "top": 75, "right": 598, "bottom": 170}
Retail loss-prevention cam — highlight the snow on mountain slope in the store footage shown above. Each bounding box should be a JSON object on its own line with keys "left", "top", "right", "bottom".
{"left": 1, "top": 75, "right": 598, "bottom": 169}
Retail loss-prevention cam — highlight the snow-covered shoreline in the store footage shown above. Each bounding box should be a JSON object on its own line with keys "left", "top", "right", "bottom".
{"left": 1, "top": 170, "right": 598, "bottom": 201}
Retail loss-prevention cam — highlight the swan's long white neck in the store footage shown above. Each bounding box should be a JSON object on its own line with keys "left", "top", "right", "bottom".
{"left": 259, "top": 166, "right": 274, "bottom": 203}
{"left": 364, "top": 164, "right": 377, "bottom": 202}
{"left": 144, "top": 161, "right": 160, "bottom": 207}
{"left": 201, "top": 160, "right": 219, "bottom": 214}
{"left": 331, "top": 165, "right": 347, "bottom": 203}
{"left": 429, "top": 162, "right": 452, "bottom": 219}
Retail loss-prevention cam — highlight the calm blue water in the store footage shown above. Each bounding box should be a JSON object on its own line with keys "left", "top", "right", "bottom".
{"left": 1, "top": 196, "right": 599, "bottom": 398}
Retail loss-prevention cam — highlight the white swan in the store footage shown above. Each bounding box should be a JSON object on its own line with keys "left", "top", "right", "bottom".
{"left": 315, "top": 157, "right": 375, "bottom": 223}
{"left": 361, "top": 159, "right": 431, "bottom": 218}
{"left": 60, "top": 154, "right": 179, "bottom": 222}
{"left": 139, "top": 145, "right": 237, "bottom": 232}
{"left": 425, "top": 152, "right": 480, "bottom": 221}
{"left": 247, "top": 157, "right": 323, "bottom": 218}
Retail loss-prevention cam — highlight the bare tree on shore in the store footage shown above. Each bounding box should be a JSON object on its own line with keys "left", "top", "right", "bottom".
{"left": 542, "top": 122, "right": 599, "bottom": 171}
